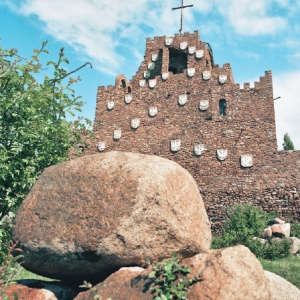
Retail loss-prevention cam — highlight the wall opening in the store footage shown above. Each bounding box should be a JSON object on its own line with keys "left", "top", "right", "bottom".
{"left": 120, "top": 79, "right": 126, "bottom": 88}
{"left": 168, "top": 48, "right": 187, "bottom": 74}
{"left": 219, "top": 99, "right": 227, "bottom": 116}
{"left": 169, "top": 66, "right": 177, "bottom": 74}
{"left": 149, "top": 49, "right": 163, "bottom": 79}
{"left": 127, "top": 86, "right": 132, "bottom": 93}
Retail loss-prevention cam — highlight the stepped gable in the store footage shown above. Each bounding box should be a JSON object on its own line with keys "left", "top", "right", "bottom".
{"left": 85, "top": 31, "right": 300, "bottom": 233}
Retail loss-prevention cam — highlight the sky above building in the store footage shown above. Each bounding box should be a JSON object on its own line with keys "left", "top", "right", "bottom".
{"left": 1, "top": 0, "right": 300, "bottom": 149}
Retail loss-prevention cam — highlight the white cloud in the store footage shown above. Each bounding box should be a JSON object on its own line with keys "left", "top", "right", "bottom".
{"left": 4, "top": 0, "right": 300, "bottom": 88}
{"left": 8, "top": 0, "right": 179, "bottom": 75}
{"left": 273, "top": 70, "right": 300, "bottom": 150}
{"left": 214, "top": 0, "right": 287, "bottom": 35}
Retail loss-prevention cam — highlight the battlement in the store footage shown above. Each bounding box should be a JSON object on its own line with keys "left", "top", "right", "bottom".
{"left": 85, "top": 31, "right": 300, "bottom": 233}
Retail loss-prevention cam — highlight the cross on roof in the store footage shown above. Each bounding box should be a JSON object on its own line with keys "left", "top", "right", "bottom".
{"left": 172, "top": 0, "right": 193, "bottom": 35}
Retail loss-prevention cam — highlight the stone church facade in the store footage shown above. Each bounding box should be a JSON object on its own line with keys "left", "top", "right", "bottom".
{"left": 85, "top": 31, "right": 300, "bottom": 232}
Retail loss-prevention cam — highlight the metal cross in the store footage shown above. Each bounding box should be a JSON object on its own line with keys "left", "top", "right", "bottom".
{"left": 172, "top": 0, "right": 193, "bottom": 35}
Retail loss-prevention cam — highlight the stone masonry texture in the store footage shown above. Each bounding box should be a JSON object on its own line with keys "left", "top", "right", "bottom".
{"left": 83, "top": 31, "right": 300, "bottom": 233}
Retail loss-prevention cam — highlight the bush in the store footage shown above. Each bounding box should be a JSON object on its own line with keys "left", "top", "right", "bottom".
{"left": 290, "top": 222, "right": 300, "bottom": 238}
{"left": 211, "top": 204, "right": 275, "bottom": 249}
{"left": 247, "top": 238, "right": 291, "bottom": 260}
{"left": 211, "top": 204, "right": 292, "bottom": 260}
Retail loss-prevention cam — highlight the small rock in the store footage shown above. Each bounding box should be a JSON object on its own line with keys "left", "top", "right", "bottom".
{"left": 271, "top": 223, "right": 290, "bottom": 238}
{"left": 253, "top": 237, "right": 267, "bottom": 245}
{"left": 288, "top": 237, "right": 300, "bottom": 254}
{"left": 262, "top": 227, "right": 272, "bottom": 239}
{"left": 269, "top": 218, "right": 285, "bottom": 226}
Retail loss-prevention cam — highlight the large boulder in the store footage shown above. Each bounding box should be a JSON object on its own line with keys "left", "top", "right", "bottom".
{"left": 75, "top": 245, "right": 271, "bottom": 300}
{"left": 264, "top": 270, "right": 300, "bottom": 300}
{"left": 12, "top": 151, "right": 211, "bottom": 281}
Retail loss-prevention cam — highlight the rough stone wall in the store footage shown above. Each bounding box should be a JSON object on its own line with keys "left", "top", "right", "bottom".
{"left": 84, "top": 31, "right": 300, "bottom": 233}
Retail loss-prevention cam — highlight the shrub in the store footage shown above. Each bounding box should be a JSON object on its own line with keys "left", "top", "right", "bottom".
{"left": 212, "top": 204, "right": 275, "bottom": 249}
{"left": 290, "top": 222, "right": 300, "bottom": 238}
{"left": 211, "top": 204, "right": 292, "bottom": 260}
{"left": 148, "top": 252, "right": 201, "bottom": 300}
{"left": 247, "top": 238, "right": 291, "bottom": 260}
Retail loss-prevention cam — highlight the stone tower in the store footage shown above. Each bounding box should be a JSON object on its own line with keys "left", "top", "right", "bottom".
{"left": 87, "top": 31, "right": 300, "bottom": 232}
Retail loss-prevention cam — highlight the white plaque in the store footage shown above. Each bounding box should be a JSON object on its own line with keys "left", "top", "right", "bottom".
{"left": 124, "top": 94, "right": 132, "bottom": 104}
{"left": 97, "top": 141, "right": 106, "bottom": 152}
{"left": 152, "top": 53, "right": 159, "bottom": 61}
{"left": 241, "top": 154, "right": 253, "bottom": 167}
{"left": 194, "top": 144, "right": 205, "bottom": 156}
{"left": 149, "top": 106, "right": 157, "bottom": 117}
{"left": 144, "top": 70, "right": 151, "bottom": 79}
{"left": 165, "top": 37, "right": 173, "bottom": 46}
{"left": 178, "top": 94, "right": 187, "bottom": 105}
{"left": 162, "top": 72, "right": 169, "bottom": 80}
{"left": 199, "top": 100, "right": 209, "bottom": 111}
{"left": 187, "top": 68, "right": 195, "bottom": 77}
{"left": 195, "top": 50, "right": 204, "bottom": 58}
{"left": 114, "top": 130, "right": 121, "bottom": 140}
{"left": 219, "top": 74, "right": 227, "bottom": 84}
{"left": 139, "top": 79, "right": 145, "bottom": 87}
{"left": 188, "top": 46, "right": 196, "bottom": 54}
{"left": 203, "top": 70, "right": 211, "bottom": 80}
{"left": 131, "top": 118, "right": 140, "bottom": 129}
{"left": 107, "top": 101, "right": 115, "bottom": 110}
{"left": 148, "top": 62, "right": 155, "bottom": 70}
{"left": 217, "top": 149, "right": 227, "bottom": 161}
{"left": 180, "top": 41, "right": 188, "bottom": 50}
{"left": 149, "top": 79, "right": 156, "bottom": 88}
{"left": 171, "top": 140, "right": 181, "bottom": 152}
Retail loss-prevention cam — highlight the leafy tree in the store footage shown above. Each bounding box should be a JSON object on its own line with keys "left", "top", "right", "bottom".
{"left": 282, "top": 133, "right": 295, "bottom": 150}
{"left": 0, "top": 41, "right": 92, "bottom": 264}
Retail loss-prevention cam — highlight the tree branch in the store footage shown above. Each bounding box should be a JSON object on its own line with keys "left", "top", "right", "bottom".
{"left": 47, "top": 62, "right": 92, "bottom": 85}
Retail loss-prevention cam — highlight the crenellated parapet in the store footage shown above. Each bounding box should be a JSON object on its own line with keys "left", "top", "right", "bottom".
{"left": 85, "top": 31, "right": 300, "bottom": 232}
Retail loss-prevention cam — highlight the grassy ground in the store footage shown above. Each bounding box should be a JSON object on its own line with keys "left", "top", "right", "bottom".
{"left": 13, "top": 267, "right": 56, "bottom": 282}
{"left": 259, "top": 256, "right": 300, "bottom": 289}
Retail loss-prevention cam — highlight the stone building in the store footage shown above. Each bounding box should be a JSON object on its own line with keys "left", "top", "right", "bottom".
{"left": 85, "top": 31, "right": 300, "bottom": 232}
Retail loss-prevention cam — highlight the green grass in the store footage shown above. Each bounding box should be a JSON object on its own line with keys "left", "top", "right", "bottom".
{"left": 259, "top": 256, "right": 300, "bottom": 289}
{"left": 13, "top": 267, "right": 57, "bottom": 282}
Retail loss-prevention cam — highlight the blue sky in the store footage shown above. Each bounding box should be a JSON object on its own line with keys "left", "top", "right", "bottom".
{"left": 1, "top": 0, "right": 300, "bottom": 149}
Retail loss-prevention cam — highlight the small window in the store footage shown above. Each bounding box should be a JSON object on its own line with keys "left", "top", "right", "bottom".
{"left": 168, "top": 48, "right": 187, "bottom": 74}
{"left": 219, "top": 99, "right": 226, "bottom": 116}
{"left": 127, "top": 86, "right": 131, "bottom": 93}
{"left": 120, "top": 79, "right": 126, "bottom": 88}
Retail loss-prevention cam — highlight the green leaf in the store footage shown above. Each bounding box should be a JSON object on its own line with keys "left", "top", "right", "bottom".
{"left": 149, "top": 270, "right": 156, "bottom": 278}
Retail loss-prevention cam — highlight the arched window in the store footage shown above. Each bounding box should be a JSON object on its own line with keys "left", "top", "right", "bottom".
{"left": 127, "top": 86, "right": 132, "bottom": 93}
{"left": 120, "top": 79, "right": 126, "bottom": 88}
{"left": 219, "top": 99, "right": 226, "bottom": 116}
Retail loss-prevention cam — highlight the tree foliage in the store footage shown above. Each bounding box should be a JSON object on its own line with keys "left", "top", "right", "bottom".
{"left": 0, "top": 41, "right": 91, "bottom": 264}
{"left": 282, "top": 133, "right": 295, "bottom": 150}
